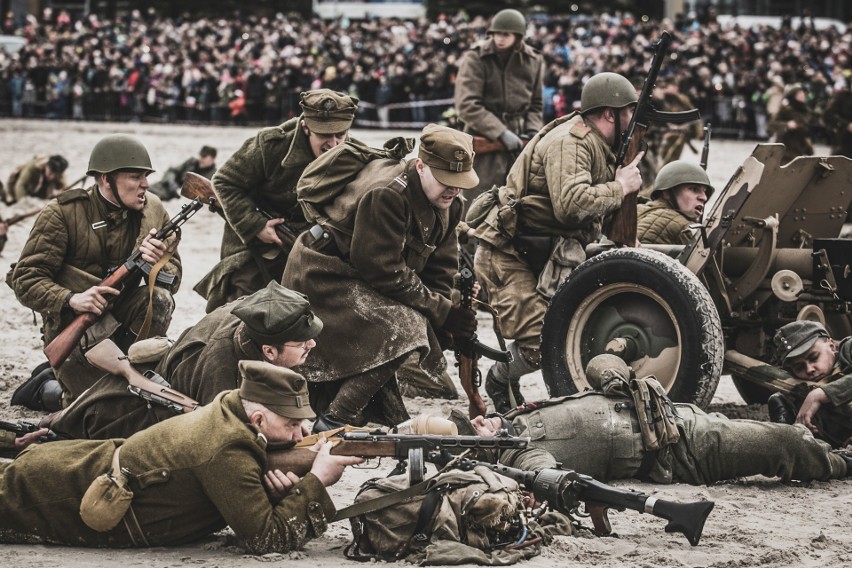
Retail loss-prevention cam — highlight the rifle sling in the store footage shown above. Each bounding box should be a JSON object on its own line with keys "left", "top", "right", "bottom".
{"left": 332, "top": 471, "right": 441, "bottom": 522}
{"left": 137, "top": 237, "right": 178, "bottom": 340}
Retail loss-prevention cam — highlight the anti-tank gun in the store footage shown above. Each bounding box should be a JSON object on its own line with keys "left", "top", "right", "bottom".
{"left": 540, "top": 144, "right": 852, "bottom": 409}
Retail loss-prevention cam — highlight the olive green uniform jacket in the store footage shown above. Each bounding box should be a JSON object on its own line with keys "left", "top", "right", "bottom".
{"left": 282, "top": 159, "right": 459, "bottom": 382}
{"left": 195, "top": 118, "right": 362, "bottom": 312}
{"left": 455, "top": 38, "right": 544, "bottom": 195}
{"left": 769, "top": 102, "right": 814, "bottom": 163}
{"left": 499, "top": 391, "right": 847, "bottom": 484}
{"left": 636, "top": 199, "right": 696, "bottom": 245}
{"left": 8, "top": 186, "right": 181, "bottom": 345}
{"left": 7, "top": 155, "right": 66, "bottom": 202}
{"left": 51, "top": 300, "right": 262, "bottom": 440}
{"left": 0, "top": 390, "right": 335, "bottom": 551}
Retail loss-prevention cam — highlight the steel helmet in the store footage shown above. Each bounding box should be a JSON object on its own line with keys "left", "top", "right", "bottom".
{"left": 585, "top": 354, "right": 631, "bottom": 391}
{"left": 580, "top": 72, "right": 639, "bottom": 114}
{"left": 87, "top": 134, "right": 155, "bottom": 176}
{"left": 488, "top": 9, "right": 526, "bottom": 36}
{"left": 652, "top": 160, "right": 714, "bottom": 200}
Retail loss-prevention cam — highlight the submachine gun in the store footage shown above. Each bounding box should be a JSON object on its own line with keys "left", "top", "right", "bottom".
{"left": 460, "top": 458, "right": 714, "bottom": 547}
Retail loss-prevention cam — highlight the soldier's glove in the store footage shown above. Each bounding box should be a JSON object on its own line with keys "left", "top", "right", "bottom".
{"left": 498, "top": 130, "right": 524, "bottom": 152}
{"left": 436, "top": 328, "right": 455, "bottom": 351}
{"left": 443, "top": 305, "right": 477, "bottom": 339}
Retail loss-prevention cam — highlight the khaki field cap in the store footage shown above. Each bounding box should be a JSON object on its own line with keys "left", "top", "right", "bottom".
{"left": 231, "top": 281, "right": 323, "bottom": 345}
{"left": 418, "top": 123, "right": 479, "bottom": 190}
{"left": 773, "top": 320, "right": 830, "bottom": 365}
{"left": 238, "top": 360, "right": 315, "bottom": 420}
{"left": 300, "top": 89, "right": 358, "bottom": 134}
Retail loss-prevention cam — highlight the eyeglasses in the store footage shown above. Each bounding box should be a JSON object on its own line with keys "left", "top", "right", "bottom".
{"left": 284, "top": 340, "right": 311, "bottom": 350}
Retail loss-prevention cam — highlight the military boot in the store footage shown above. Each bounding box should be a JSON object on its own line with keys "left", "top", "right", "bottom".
{"left": 767, "top": 393, "right": 796, "bottom": 425}
{"left": 832, "top": 450, "right": 852, "bottom": 477}
{"left": 311, "top": 413, "right": 347, "bottom": 434}
{"left": 11, "top": 362, "right": 63, "bottom": 412}
{"left": 484, "top": 342, "right": 537, "bottom": 414}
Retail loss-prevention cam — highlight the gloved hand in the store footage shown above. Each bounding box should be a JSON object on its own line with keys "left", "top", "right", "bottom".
{"left": 498, "top": 129, "right": 524, "bottom": 152}
{"left": 443, "top": 304, "right": 477, "bottom": 339}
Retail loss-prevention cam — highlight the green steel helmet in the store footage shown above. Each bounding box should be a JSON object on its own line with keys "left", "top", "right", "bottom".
{"left": 585, "top": 354, "right": 631, "bottom": 391}
{"left": 488, "top": 9, "right": 526, "bottom": 36}
{"left": 86, "top": 134, "right": 155, "bottom": 176}
{"left": 652, "top": 160, "right": 714, "bottom": 200}
{"left": 580, "top": 72, "right": 638, "bottom": 114}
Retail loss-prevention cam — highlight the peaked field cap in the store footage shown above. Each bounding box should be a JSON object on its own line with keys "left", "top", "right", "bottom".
{"left": 238, "top": 360, "right": 315, "bottom": 420}
{"left": 773, "top": 320, "right": 830, "bottom": 365}
{"left": 300, "top": 89, "right": 358, "bottom": 134}
{"left": 231, "top": 282, "right": 323, "bottom": 345}
{"left": 418, "top": 123, "right": 479, "bottom": 190}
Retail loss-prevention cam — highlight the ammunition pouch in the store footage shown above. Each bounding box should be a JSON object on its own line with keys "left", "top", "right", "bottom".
{"left": 628, "top": 377, "right": 681, "bottom": 451}
{"left": 512, "top": 234, "right": 552, "bottom": 276}
{"left": 80, "top": 447, "right": 134, "bottom": 532}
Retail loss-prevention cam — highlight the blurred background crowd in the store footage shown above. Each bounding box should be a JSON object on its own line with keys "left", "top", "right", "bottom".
{"left": 0, "top": 6, "right": 849, "bottom": 141}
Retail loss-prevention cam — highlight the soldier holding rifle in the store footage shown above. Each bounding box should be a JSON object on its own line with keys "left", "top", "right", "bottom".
{"left": 7, "top": 134, "right": 181, "bottom": 407}
{"left": 196, "top": 89, "right": 361, "bottom": 313}
{"left": 0, "top": 360, "right": 360, "bottom": 551}
{"left": 466, "top": 71, "right": 643, "bottom": 413}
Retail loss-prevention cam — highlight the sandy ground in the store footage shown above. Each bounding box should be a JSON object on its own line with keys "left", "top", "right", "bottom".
{"left": 0, "top": 118, "right": 848, "bottom": 568}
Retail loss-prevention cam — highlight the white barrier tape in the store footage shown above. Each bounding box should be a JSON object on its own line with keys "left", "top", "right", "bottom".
{"left": 354, "top": 118, "right": 439, "bottom": 128}
{"left": 356, "top": 98, "right": 455, "bottom": 110}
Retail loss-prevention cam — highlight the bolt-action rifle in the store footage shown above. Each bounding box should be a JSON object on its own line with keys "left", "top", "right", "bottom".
{"left": 463, "top": 458, "right": 714, "bottom": 546}
{"left": 455, "top": 250, "right": 513, "bottom": 418}
{"left": 180, "top": 171, "right": 300, "bottom": 251}
{"left": 609, "top": 30, "right": 701, "bottom": 246}
{"left": 0, "top": 419, "right": 60, "bottom": 442}
{"left": 84, "top": 338, "right": 199, "bottom": 414}
{"left": 700, "top": 123, "right": 712, "bottom": 170}
{"left": 43, "top": 197, "right": 202, "bottom": 368}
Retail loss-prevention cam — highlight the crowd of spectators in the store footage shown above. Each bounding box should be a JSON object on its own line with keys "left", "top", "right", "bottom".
{"left": 0, "top": 7, "right": 849, "bottom": 140}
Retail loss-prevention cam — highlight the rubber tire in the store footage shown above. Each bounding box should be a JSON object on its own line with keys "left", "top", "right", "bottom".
{"left": 541, "top": 247, "right": 723, "bottom": 409}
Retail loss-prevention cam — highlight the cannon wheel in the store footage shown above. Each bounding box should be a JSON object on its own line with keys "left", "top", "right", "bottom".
{"left": 541, "top": 248, "right": 723, "bottom": 409}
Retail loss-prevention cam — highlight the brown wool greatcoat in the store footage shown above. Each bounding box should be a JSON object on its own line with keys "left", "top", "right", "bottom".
{"left": 0, "top": 390, "right": 335, "bottom": 551}
{"left": 769, "top": 102, "right": 814, "bottom": 163}
{"left": 195, "top": 117, "right": 364, "bottom": 311}
{"left": 9, "top": 155, "right": 66, "bottom": 201}
{"left": 282, "top": 160, "right": 459, "bottom": 382}
{"left": 51, "top": 300, "right": 263, "bottom": 440}
{"left": 455, "top": 37, "right": 544, "bottom": 195}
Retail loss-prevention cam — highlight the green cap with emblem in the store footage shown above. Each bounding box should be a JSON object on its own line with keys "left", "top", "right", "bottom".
{"left": 300, "top": 89, "right": 358, "bottom": 134}
{"left": 418, "top": 123, "right": 479, "bottom": 190}
{"left": 238, "top": 360, "right": 315, "bottom": 420}
{"left": 231, "top": 282, "right": 323, "bottom": 346}
{"left": 773, "top": 320, "right": 830, "bottom": 365}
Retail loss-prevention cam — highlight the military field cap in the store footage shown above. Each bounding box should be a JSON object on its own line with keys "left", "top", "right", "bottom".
{"left": 418, "top": 123, "right": 479, "bottom": 190}
{"left": 231, "top": 282, "right": 323, "bottom": 346}
{"left": 300, "top": 89, "right": 358, "bottom": 134}
{"left": 238, "top": 360, "right": 315, "bottom": 420}
{"left": 773, "top": 320, "right": 830, "bottom": 365}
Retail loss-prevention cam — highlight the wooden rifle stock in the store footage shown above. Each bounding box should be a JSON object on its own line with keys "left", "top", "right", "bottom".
{"left": 608, "top": 126, "right": 647, "bottom": 246}
{"left": 456, "top": 266, "right": 488, "bottom": 418}
{"left": 43, "top": 198, "right": 201, "bottom": 368}
{"left": 181, "top": 172, "right": 299, "bottom": 250}
{"left": 472, "top": 136, "right": 529, "bottom": 156}
{"left": 85, "top": 338, "right": 198, "bottom": 413}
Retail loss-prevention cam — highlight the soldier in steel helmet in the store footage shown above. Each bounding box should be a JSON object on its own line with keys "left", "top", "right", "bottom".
{"left": 465, "top": 71, "right": 644, "bottom": 414}
{"left": 195, "top": 89, "right": 363, "bottom": 313}
{"left": 7, "top": 134, "right": 180, "bottom": 407}
{"left": 454, "top": 8, "right": 544, "bottom": 205}
{"left": 449, "top": 354, "right": 852, "bottom": 485}
{"left": 637, "top": 160, "right": 714, "bottom": 245}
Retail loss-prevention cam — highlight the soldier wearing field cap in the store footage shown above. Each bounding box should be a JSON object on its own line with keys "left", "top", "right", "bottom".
{"left": 0, "top": 359, "right": 361, "bottom": 552}
{"left": 283, "top": 124, "right": 479, "bottom": 432}
{"left": 49, "top": 282, "right": 324, "bottom": 441}
{"left": 196, "top": 88, "right": 364, "bottom": 313}
{"left": 768, "top": 320, "right": 852, "bottom": 446}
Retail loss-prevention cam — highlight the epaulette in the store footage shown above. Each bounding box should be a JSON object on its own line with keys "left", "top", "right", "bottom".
{"left": 570, "top": 122, "right": 592, "bottom": 139}
{"left": 56, "top": 187, "right": 89, "bottom": 204}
